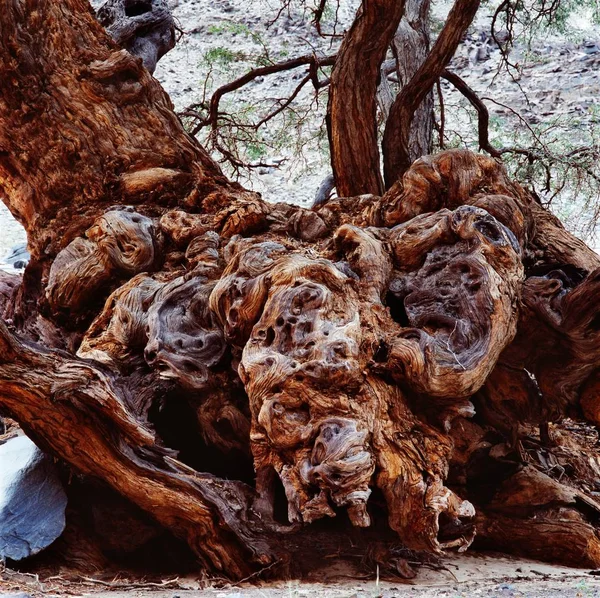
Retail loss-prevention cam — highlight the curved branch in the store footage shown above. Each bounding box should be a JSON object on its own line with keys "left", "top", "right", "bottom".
{"left": 382, "top": 0, "right": 481, "bottom": 187}
{"left": 0, "top": 319, "right": 283, "bottom": 577}
{"left": 327, "top": 0, "right": 407, "bottom": 197}
{"left": 440, "top": 70, "right": 502, "bottom": 158}
{"left": 187, "top": 54, "right": 336, "bottom": 136}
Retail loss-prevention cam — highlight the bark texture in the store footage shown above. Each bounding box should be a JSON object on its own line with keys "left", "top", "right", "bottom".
{"left": 382, "top": 0, "right": 481, "bottom": 186}
{"left": 2, "top": 0, "right": 600, "bottom": 581}
{"left": 96, "top": 0, "right": 176, "bottom": 74}
{"left": 327, "top": 0, "right": 407, "bottom": 197}
{"left": 391, "top": 0, "right": 434, "bottom": 162}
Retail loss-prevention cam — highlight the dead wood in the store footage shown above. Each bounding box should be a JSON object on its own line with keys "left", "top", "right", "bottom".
{"left": 1, "top": 0, "right": 600, "bottom": 580}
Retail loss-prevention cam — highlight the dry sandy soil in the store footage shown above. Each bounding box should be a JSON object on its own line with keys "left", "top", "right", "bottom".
{"left": 2, "top": 553, "right": 600, "bottom": 597}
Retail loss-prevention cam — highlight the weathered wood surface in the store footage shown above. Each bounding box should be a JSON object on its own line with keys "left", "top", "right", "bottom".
{"left": 1, "top": 0, "right": 600, "bottom": 579}
{"left": 96, "top": 0, "right": 175, "bottom": 74}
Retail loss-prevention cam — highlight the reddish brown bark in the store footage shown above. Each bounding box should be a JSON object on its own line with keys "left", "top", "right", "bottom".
{"left": 1, "top": 0, "right": 600, "bottom": 581}
{"left": 327, "top": 0, "right": 407, "bottom": 197}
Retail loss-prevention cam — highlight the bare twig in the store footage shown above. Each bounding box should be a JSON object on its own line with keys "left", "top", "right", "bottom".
{"left": 435, "top": 78, "right": 445, "bottom": 149}
{"left": 186, "top": 53, "right": 336, "bottom": 136}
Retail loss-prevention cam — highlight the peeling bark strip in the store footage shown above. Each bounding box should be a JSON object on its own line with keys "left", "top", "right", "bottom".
{"left": 2, "top": 0, "right": 600, "bottom": 580}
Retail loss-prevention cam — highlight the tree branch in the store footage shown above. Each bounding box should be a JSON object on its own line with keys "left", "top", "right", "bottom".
{"left": 0, "top": 319, "right": 282, "bottom": 577}
{"left": 440, "top": 70, "right": 501, "bottom": 158}
{"left": 327, "top": 0, "right": 408, "bottom": 197}
{"left": 187, "top": 53, "right": 335, "bottom": 136}
{"left": 382, "top": 0, "right": 481, "bottom": 187}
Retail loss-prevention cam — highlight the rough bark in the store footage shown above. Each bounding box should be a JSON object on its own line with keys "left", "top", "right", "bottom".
{"left": 391, "top": 0, "right": 434, "bottom": 162}
{"left": 2, "top": 0, "right": 600, "bottom": 581}
{"left": 96, "top": 0, "right": 176, "bottom": 74}
{"left": 382, "top": 0, "right": 481, "bottom": 186}
{"left": 327, "top": 0, "right": 407, "bottom": 197}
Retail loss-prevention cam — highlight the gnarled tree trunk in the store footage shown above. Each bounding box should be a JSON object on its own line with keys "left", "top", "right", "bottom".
{"left": 2, "top": 0, "right": 600, "bottom": 581}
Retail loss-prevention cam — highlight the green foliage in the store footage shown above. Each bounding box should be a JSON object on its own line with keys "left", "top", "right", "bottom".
{"left": 435, "top": 87, "right": 600, "bottom": 246}
{"left": 189, "top": 3, "right": 335, "bottom": 184}
{"left": 204, "top": 46, "right": 244, "bottom": 65}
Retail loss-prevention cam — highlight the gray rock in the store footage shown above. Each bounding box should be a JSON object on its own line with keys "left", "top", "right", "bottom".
{"left": 4, "top": 243, "right": 29, "bottom": 270}
{"left": 0, "top": 435, "right": 67, "bottom": 561}
{"left": 313, "top": 173, "right": 335, "bottom": 207}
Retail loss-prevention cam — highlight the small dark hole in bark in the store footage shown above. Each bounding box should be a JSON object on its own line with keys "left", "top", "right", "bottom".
{"left": 323, "top": 330, "right": 330, "bottom": 336}
{"left": 125, "top": 0, "right": 153, "bottom": 17}
{"left": 276, "top": 316, "right": 285, "bottom": 327}
{"left": 265, "top": 327, "right": 275, "bottom": 346}
{"left": 438, "top": 511, "right": 473, "bottom": 543}
{"left": 333, "top": 344, "right": 347, "bottom": 358}
{"left": 385, "top": 291, "right": 410, "bottom": 327}
{"left": 300, "top": 321, "right": 313, "bottom": 335}
{"left": 288, "top": 316, "right": 298, "bottom": 324}
{"left": 271, "top": 471, "right": 290, "bottom": 525}
{"left": 322, "top": 424, "right": 340, "bottom": 441}
{"left": 475, "top": 220, "right": 502, "bottom": 243}
{"left": 373, "top": 341, "right": 389, "bottom": 362}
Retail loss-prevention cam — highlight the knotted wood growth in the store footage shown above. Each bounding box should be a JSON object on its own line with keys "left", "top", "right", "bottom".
{"left": 96, "top": 0, "right": 175, "bottom": 73}
{"left": 2, "top": 0, "right": 600, "bottom": 579}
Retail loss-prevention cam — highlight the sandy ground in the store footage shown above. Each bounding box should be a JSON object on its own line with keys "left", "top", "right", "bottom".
{"left": 3, "top": 553, "right": 600, "bottom": 597}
